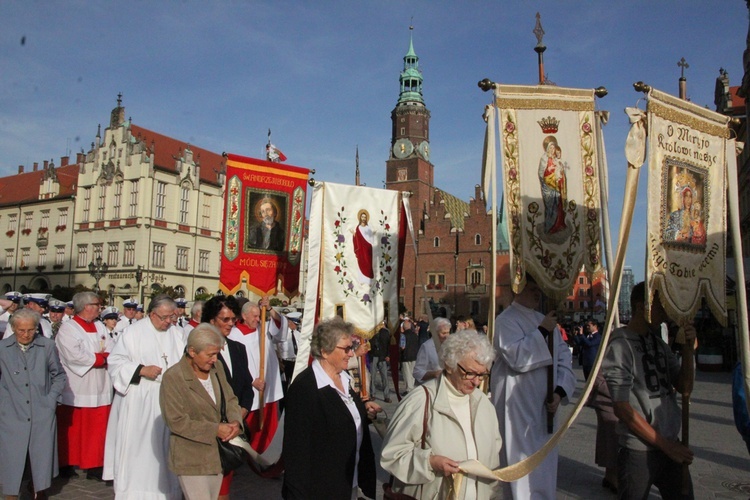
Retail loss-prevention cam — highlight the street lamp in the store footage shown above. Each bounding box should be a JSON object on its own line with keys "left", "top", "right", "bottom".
{"left": 135, "top": 265, "right": 144, "bottom": 305}
{"left": 88, "top": 256, "right": 109, "bottom": 293}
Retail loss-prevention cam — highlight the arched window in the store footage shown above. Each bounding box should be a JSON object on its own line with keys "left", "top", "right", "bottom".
{"left": 475, "top": 234, "right": 481, "bottom": 245}
{"left": 433, "top": 237, "right": 440, "bottom": 247}
{"left": 235, "top": 290, "right": 245, "bottom": 298}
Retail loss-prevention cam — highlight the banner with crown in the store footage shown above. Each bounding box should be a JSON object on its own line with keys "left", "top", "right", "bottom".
{"left": 645, "top": 88, "right": 728, "bottom": 325}
{"left": 219, "top": 154, "right": 310, "bottom": 297}
{"left": 496, "top": 84, "right": 602, "bottom": 302}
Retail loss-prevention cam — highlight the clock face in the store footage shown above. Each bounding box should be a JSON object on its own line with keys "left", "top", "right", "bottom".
{"left": 418, "top": 141, "right": 430, "bottom": 161}
{"left": 393, "top": 139, "right": 414, "bottom": 159}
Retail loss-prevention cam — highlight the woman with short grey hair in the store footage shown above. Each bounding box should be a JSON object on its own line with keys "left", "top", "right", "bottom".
{"left": 381, "top": 330, "right": 502, "bottom": 499}
{"left": 160, "top": 323, "right": 242, "bottom": 500}
{"left": 283, "top": 316, "right": 381, "bottom": 499}
{"left": 413, "top": 317, "right": 452, "bottom": 383}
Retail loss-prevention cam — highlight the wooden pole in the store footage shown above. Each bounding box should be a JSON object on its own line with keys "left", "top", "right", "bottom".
{"left": 258, "top": 306, "right": 267, "bottom": 429}
{"left": 546, "top": 332, "right": 554, "bottom": 433}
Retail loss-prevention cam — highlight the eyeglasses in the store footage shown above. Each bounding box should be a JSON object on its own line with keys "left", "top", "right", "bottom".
{"left": 152, "top": 312, "right": 178, "bottom": 322}
{"left": 216, "top": 316, "right": 236, "bottom": 324}
{"left": 335, "top": 345, "right": 354, "bottom": 354}
{"left": 456, "top": 363, "right": 490, "bottom": 381}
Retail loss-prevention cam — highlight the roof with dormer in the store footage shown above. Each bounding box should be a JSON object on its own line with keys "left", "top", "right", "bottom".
{"left": 130, "top": 124, "right": 225, "bottom": 186}
{"left": 0, "top": 163, "right": 78, "bottom": 208}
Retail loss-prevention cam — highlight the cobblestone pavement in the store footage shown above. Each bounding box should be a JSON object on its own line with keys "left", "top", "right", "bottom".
{"left": 6, "top": 366, "right": 749, "bottom": 499}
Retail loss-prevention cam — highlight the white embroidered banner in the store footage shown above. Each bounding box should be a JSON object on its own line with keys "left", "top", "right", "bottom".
{"left": 305, "top": 182, "right": 403, "bottom": 338}
{"left": 645, "top": 88, "right": 728, "bottom": 325}
{"left": 497, "top": 85, "right": 602, "bottom": 302}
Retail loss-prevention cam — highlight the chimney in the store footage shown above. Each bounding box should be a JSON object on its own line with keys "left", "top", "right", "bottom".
{"left": 41, "top": 161, "right": 47, "bottom": 171}
{"left": 76, "top": 152, "right": 85, "bottom": 164}
{"left": 18, "top": 165, "right": 24, "bottom": 174}
{"left": 60, "top": 156, "right": 69, "bottom": 167}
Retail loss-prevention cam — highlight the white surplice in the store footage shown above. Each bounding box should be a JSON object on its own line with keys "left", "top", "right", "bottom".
{"left": 103, "top": 319, "right": 185, "bottom": 499}
{"left": 490, "top": 301, "right": 576, "bottom": 500}
{"left": 228, "top": 316, "right": 288, "bottom": 411}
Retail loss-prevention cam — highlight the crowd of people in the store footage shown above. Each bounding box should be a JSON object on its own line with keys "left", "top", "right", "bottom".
{"left": 0, "top": 278, "right": 699, "bottom": 499}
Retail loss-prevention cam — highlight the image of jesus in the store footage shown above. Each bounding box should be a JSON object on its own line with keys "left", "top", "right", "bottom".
{"left": 352, "top": 209, "right": 375, "bottom": 284}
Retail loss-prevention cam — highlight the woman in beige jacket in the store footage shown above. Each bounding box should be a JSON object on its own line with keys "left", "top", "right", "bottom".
{"left": 160, "top": 323, "right": 243, "bottom": 500}
{"left": 381, "top": 330, "right": 502, "bottom": 499}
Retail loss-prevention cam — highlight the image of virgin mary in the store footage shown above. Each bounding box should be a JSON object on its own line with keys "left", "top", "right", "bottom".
{"left": 538, "top": 136, "right": 568, "bottom": 234}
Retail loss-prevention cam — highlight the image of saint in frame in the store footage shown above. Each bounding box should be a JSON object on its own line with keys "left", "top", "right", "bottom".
{"left": 662, "top": 163, "right": 706, "bottom": 248}
{"left": 245, "top": 191, "right": 287, "bottom": 253}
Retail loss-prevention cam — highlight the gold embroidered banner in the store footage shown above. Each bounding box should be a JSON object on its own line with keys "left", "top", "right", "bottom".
{"left": 496, "top": 84, "right": 602, "bottom": 302}
{"left": 645, "top": 88, "right": 728, "bottom": 325}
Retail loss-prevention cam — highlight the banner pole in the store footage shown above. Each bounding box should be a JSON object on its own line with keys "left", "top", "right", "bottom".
{"left": 258, "top": 305, "right": 267, "bottom": 430}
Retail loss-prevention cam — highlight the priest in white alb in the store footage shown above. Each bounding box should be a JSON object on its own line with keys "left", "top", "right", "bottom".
{"left": 103, "top": 295, "right": 185, "bottom": 499}
{"left": 229, "top": 297, "right": 287, "bottom": 453}
{"left": 491, "top": 276, "right": 576, "bottom": 499}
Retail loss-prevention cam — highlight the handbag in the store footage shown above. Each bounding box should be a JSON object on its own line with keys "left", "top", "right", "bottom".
{"left": 214, "top": 373, "right": 249, "bottom": 474}
{"left": 382, "top": 385, "right": 431, "bottom": 500}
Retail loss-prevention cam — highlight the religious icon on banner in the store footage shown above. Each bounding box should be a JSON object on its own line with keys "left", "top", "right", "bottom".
{"left": 537, "top": 126, "right": 572, "bottom": 241}
{"left": 352, "top": 209, "right": 375, "bottom": 284}
{"left": 661, "top": 162, "right": 707, "bottom": 249}
{"left": 245, "top": 191, "right": 288, "bottom": 253}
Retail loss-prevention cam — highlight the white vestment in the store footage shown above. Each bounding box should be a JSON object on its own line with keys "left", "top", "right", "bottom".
{"left": 103, "top": 319, "right": 185, "bottom": 499}
{"left": 55, "top": 317, "right": 113, "bottom": 407}
{"left": 490, "top": 301, "right": 576, "bottom": 500}
{"left": 413, "top": 338, "right": 440, "bottom": 383}
{"left": 228, "top": 316, "right": 288, "bottom": 410}
{"left": 114, "top": 315, "right": 134, "bottom": 334}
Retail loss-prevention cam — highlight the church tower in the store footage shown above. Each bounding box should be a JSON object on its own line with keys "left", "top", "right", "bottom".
{"left": 385, "top": 28, "right": 434, "bottom": 212}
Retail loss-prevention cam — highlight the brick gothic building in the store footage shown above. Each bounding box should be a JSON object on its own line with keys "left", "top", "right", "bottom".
{"left": 384, "top": 33, "right": 512, "bottom": 322}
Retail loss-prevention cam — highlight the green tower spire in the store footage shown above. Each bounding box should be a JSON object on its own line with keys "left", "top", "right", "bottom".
{"left": 398, "top": 27, "right": 423, "bottom": 104}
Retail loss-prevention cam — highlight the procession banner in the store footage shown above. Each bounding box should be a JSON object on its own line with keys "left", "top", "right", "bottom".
{"left": 645, "top": 88, "right": 728, "bottom": 325}
{"left": 303, "top": 182, "right": 406, "bottom": 341}
{"left": 219, "top": 153, "right": 310, "bottom": 297}
{"left": 496, "top": 84, "right": 602, "bottom": 302}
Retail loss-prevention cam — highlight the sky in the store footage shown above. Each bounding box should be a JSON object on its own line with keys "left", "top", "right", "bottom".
{"left": 1, "top": 1, "right": 748, "bottom": 283}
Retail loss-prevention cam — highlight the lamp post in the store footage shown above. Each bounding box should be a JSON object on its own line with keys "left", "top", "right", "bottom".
{"left": 88, "top": 256, "right": 108, "bottom": 293}
{"left": 135, "top": 265, "right": 144, "bottom": 305}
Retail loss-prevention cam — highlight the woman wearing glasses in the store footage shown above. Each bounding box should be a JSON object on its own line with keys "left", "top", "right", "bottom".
{"left": 381, "top": 330, "right": 502, "bottom": 499}
{"left": 201, "top": 295, "right": 254, "bottom": 500}
{"left": 282, "top": 316, "right": 381, "bottom": 500}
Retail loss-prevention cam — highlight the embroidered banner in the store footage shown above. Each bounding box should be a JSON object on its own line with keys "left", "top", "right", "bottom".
{"left": 645, "top": 88, "right": 728, "bottom": 325}
{"left": 219, "top": 154, "right": 310, "bottom": 297}
{"left": 496, "top": 85, "right": 602, "bottom": 302}
{"left": 304, "top": 182, "right": 406, "bottom": 338}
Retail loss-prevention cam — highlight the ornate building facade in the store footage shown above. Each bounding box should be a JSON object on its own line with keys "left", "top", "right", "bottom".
{"left": 0, "top": 97, "right": 225, "bottom": 306}
{"left": 384, "top": 33, "right": 512, "bottom": 322}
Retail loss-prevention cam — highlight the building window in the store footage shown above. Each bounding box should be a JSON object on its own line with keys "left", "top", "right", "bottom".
{"left": 155, "top": 182, "right": 167, "bottom": 219}
{"left": 198, "top": 250, "right": 210, "bottom": 273}
{"left": 92, "top": 243, "right": 103, "bottom": 261}
{"left": 401, "top": 277, "right": 405, "bottom": 289}
{"left": 179, "top": 186, "right": 190, "bottom": 225}
{"left": 152, "top": 243, "right": 165, "bottom": 268}
{"left": 113, "top": 181, "right": 123, "bottom": 219}
{"left": 475, "top": 234, "right": 481, "bottom": 245}
{"left": 470, "top": 269, "right": 483, "bottom": 285}
{"left": 578, "top": 276, "right": 585, "bottom": 285}
{"left": 123, "top": 241, "right": 135, "bottom": 266}
{"left": 174, "top": 285, "right": 185, "bottom": 297}
{"left": 57, "top": 208, "right": 68, "bottom": 228}
{"left": 8, "top": 214, "right": 17, "bottom": 232}
{"left": 97, "top": 184, "right": 107, "bottom": 220}
{"left": 176, "top": 247, "right": 188, "bottom": 271}
{"left": 129, "top": 180, "right": 139, "bottom": 217}
{"left": 433, "top": 237, "right": 440, "bottom": 248}
{"left": 201, "top": 195, "right": 211, "bottom": 228}
{"left": 21, "top": 248, "right": 30, "bottom": 268}
{"left": 40, "top": 210, "right": 50, "bottom": 229}
{"left": 37, "top": 247, "right": 46, "bottom": 267}
{"left": 55, "top": 246, "right": 65, "bottom": 266}
{"left": 23, "top": 212, "right": 33, "bottom": 231}
{"left": 427, "top": 273, "right": 446, "bottom": 289}
{"left": 77, "top": 245, "right": 88, "bottom": 268}
{"left": 578, "top": 288, "right": 585, "bottom": 297}
{"left": 108, "top": 242, "right": 119, "bottom": 267}
{"left": 5, "top": 249, "right": 14, "bottom": 269}
{"left": 82, "top": 188, "right": 91, "bottom": 222}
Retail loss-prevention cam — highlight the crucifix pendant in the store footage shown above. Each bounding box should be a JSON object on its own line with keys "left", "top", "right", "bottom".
{"left": 161, "top": 353, "right": 168, "bottom": 367}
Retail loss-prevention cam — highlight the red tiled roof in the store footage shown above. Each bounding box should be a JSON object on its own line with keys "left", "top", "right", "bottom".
{"left": 130, "top": 124, "right": 225, "bottom": 186}
{"left": 730, "top": 86, "right": 746, "bottom": 113}
{"left": 0, "top": 163, "right": 78, "bottom": 208}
